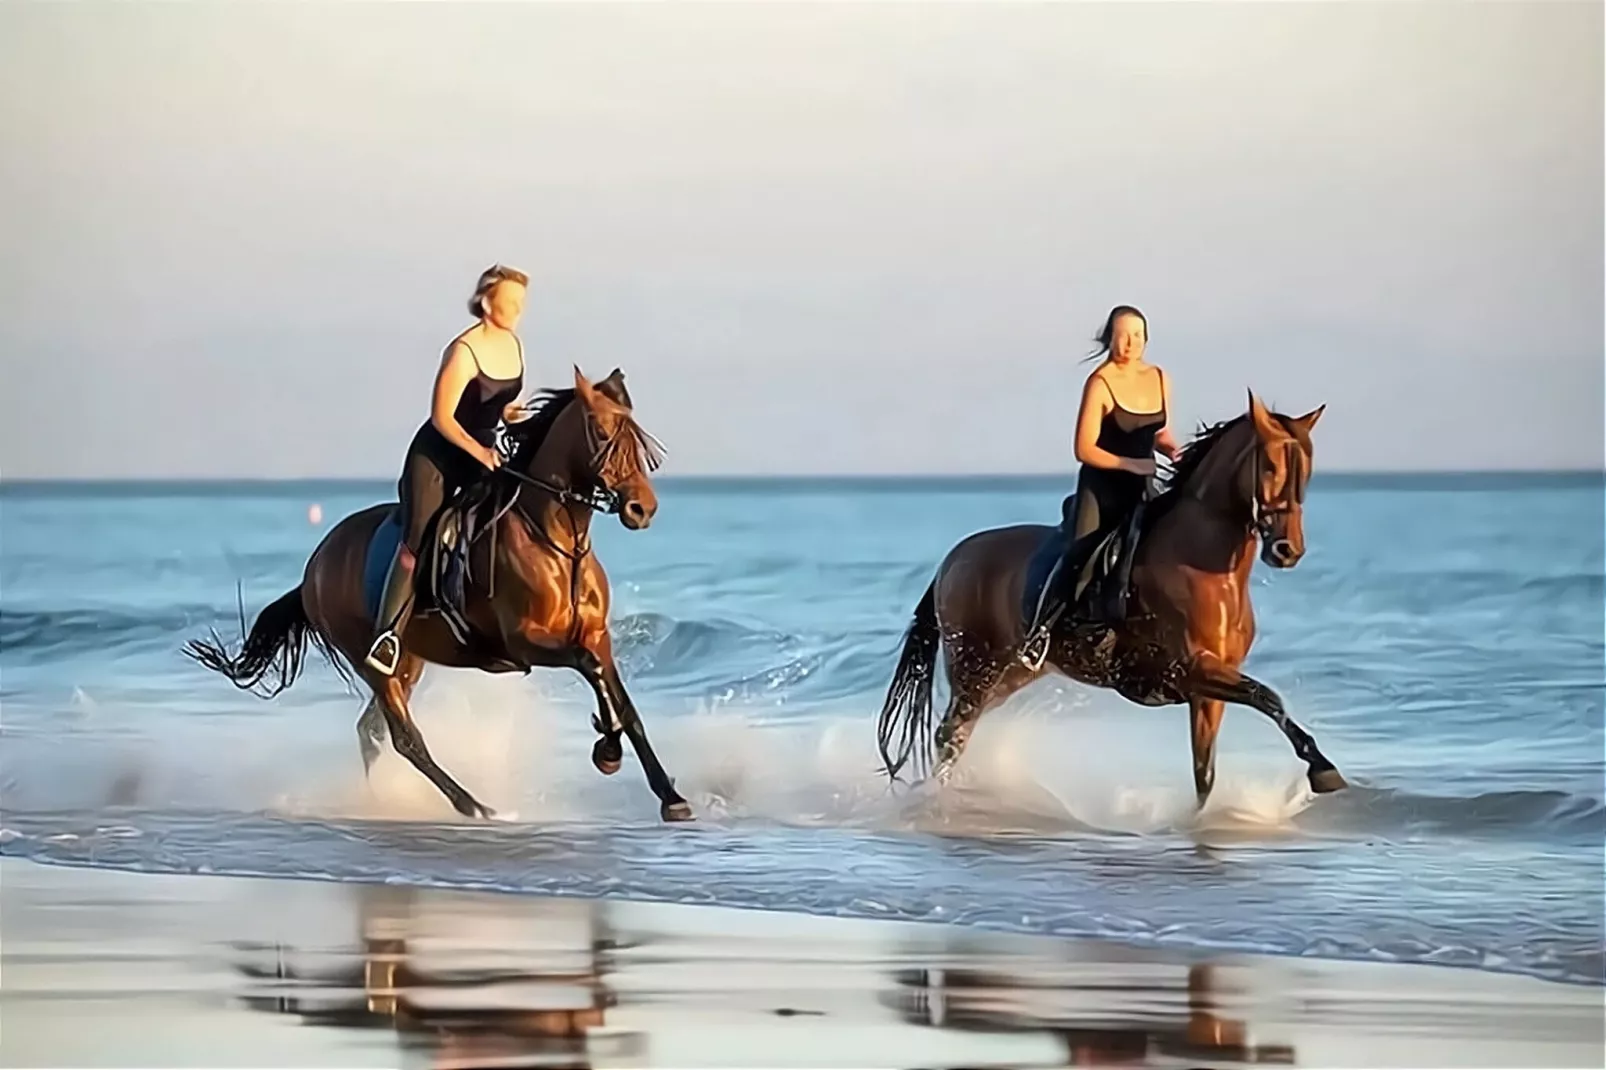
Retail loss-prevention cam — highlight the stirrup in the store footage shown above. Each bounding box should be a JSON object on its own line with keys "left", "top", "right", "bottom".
{"left": 365, "top": 632, "right": 401, "bottom": 676}
{"left": 1018, "top": 622, "right": 1053, "bottom": 671}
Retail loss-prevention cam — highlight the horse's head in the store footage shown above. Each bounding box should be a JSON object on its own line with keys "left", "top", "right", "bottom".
{"left": 506, "top": 366, "right": 664, "bottom": 530}
{"left": 1162, "top": 392, "right": 1324, "bottom": 569}
{"left": 1243, "top": 391, "right": 1324, "bottom": 568}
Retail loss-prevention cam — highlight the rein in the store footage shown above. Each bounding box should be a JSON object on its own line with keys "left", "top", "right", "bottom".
{"left": 1185, "top": 427, "right": 1302, "bottom": 543}
{"left": 500, "top": 467, "right": 622, "bottom": 515}
{"left": 491, "top": 407, "right": 637, "bottom": 646}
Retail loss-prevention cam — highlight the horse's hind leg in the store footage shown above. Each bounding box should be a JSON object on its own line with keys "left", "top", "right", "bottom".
{"left": 369, "top": 655, "right": 496, "bottom": 820}
{"left": 931, "top": 642, "right": 1013, "bottom": 785}
{"left": 931, "top": 691, "right": 983, "bottom": 785}
{"left": 1190, "top": 662, "right": 1346, "bottom": 794}
{"left": 357, "top": 696, "right": 388, "bottom": 777}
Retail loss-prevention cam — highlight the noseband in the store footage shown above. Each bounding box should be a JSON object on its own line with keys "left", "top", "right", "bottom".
{"left": 1248, "top": 437, "right": 1304, "bottom": 542}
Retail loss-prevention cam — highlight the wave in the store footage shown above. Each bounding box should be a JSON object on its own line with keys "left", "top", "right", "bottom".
{"left": 0, "top": 602, "right": 898, "bottom": 691}
{"left": 606, "top": 611, "right": 900, "bottom": 702}
{"left": 1293, "top": 784, "right": 1605, "bottom": 843}
{"left": 611, "top": 611, "right": 793, "bottom": 668}
{"left": 0, "top": 606, "right": 223, "bottom": 660}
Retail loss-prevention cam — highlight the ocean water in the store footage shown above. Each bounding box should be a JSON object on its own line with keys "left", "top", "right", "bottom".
{"left": 2, "top": 473, "right": 1601, "bottom": 987}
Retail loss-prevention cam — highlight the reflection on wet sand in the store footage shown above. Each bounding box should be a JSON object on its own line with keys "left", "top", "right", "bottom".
{"left": 231, "top": 882, "right": 1297, "bottom": 1069}
{"left": 3, "top": 860, "right": 1601, "bottom": 1069}
{"left": 233, "top": 886, "right": 634, "bottom": 1069}
{"left": 891, "top": 961, "right": 1293, "bottom": 1066}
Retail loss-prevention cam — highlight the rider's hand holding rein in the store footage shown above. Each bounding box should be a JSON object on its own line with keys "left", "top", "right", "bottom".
{"left": 433, "top": 345, "right": 506, "bottom": 472}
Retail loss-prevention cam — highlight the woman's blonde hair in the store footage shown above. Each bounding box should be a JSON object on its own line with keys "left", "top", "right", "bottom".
{"left": 468, "top": 263, "right": 529, "bottom": 318}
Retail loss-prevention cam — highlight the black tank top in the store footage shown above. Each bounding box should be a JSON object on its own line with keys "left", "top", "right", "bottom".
{"left": 1092, "top": 374, "right": 1165, "bottom": 460}
{"left": 450, "top": 337, "right": 524, "bottom": 448}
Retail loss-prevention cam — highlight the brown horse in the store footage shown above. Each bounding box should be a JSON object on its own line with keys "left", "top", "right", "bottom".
{"left": 186, "top": 367, "right": 694, "bottom": 823}
{"left": 876, "top": 392, "right": 1347, "bottom": 808}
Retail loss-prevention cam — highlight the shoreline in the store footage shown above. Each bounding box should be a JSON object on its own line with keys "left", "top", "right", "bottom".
{"left": 3, "top": 858, "right": 1601, "bottom": 1068}
{"left": 11, "top": 848, "right": 1605, "bottom": 994}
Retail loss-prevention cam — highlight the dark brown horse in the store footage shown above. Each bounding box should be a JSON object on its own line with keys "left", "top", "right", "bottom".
{"left": 186, "top": 367, "right": 694, "bottom": 822}
{"left": 876, "top": 392, "right": 1347, "bottom": 808}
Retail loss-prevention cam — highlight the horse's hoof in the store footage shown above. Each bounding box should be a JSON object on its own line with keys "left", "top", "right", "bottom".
{"left": 661, "top": 800, "right": 695, "bottom": 823}
{"left": 591, "top": 736, "right": 622, "bottom": 776}
{"left": 1308, "top": 768, "right": 1348, "bottom": 794}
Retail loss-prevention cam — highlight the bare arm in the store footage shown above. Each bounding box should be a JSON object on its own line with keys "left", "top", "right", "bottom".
{"left": 1074, "top": 374, "right": 1152, "bottom": 475}
{"left": 430, "top": 342, "right": 498, "bottom": 466}
{"left": 1155, "top": 367, "right": 1181, "bottom": 460}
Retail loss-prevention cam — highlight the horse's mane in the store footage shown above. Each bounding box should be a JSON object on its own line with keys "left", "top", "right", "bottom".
{"left": 504, "top": 376, "right": 664, "bottom": 476}
{"left": 1161, "top": 416, "right": 1244, "bottom": 493}
{"left": 506, "top": 387, "right": 576, "bottom": 467}
{"left": 1145, "top": 414, "right": 1248, "bottom": 523}
{"left": 1147, "top": 406, "right": 1309, "bottom": 524}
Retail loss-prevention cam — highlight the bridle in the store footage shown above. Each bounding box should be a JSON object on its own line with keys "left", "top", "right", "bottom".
{"left": 1247, "top": 436, "right": 1305, "bottom": 543}
{"left": 1190, "top": 427, "right": 1305, "bottom": 544}
{"left": 496, "top": 418, "right": 625, "bottom": 516}
{"left": 494, "top": 400, "right": 652, "bottom": 644}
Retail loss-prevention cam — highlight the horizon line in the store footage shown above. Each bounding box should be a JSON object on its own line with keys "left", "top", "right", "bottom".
{"left": 2, "top": 467, "right": 1602, "bottom": 490}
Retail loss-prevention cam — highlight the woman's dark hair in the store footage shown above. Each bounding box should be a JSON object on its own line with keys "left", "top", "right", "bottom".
{"left": 1085, "top": 304, "right": 1148, "bottom": 361}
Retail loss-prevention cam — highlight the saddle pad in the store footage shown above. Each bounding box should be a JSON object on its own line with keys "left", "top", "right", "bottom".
{"left": 1021, "top": 524, "right": 1071, "bottom": 627}
{"left": 363, "top": 509, "right": 405, "bottom": 622}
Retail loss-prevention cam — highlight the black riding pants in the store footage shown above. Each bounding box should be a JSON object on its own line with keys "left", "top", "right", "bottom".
{"left": 396, "top": 424, "right": 484, "bottom": 555}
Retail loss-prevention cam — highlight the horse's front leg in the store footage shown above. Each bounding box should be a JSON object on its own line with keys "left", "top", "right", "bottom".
{"left": 571, "top": 636, "right": 692, "bottom": 822}
{"left": 602, "top": 659, "right": 693, "bottom": 822}
{"left": 1188, "top": 657, "right": 1346, "bottom": 795}
{"left": 1189, "top": 697, "right": 1225, "bottom": 809}
{"left": 503, "top": 628, "right": 627, "bottom": 779}
{"left": 577, "top": 659, "right": 624, "bottom": 777}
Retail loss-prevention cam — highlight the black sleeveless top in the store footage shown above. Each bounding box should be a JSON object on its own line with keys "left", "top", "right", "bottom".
{"left": 1076, "top": 372, "right": 1166, "bottom": 516}
{"left": 1092, "top": 373, "right": 1165, "bottom": 460}
{"left": 412, "top": 336, "right": 525, "bottom": 469}
{"left": 450, "top": 338, "right": 524, "bottom": 447}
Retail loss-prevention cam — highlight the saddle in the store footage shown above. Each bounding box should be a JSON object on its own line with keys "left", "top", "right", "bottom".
{"left": 364, "top": 476, "right": 522, "bottom": 651}
{"left": 1020, "top": 491, "right": 1148, "bottom": 632}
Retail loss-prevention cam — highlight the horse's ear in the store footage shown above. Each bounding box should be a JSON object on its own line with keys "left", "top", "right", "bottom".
{"left": 573, "top": 365, "right": 606, "bottom": 410}
{"left": 597, "top": 367, "right": 633, "bottom": 408}
{"left": 1248, "top": 390, "right": 1282, "bottom": 442}
{"left": 1291, "top": 403, "right": 1326, "bottom": 435}
{"left": 574, "top": 363, "right": 627, "bottom": 421}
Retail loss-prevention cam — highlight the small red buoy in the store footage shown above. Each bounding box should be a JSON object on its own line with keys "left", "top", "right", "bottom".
{"left": 308, "top": 503, "right": 324, "bottom": 525}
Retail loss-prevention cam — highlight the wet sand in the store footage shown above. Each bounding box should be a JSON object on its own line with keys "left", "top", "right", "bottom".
{"left": 1, "top": 858, "right": 1599, "bottom": 1068}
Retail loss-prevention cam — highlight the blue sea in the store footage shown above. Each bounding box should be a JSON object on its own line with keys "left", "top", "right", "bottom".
{"left": 2, "top": 473, "right": 1601, "bottom": 987}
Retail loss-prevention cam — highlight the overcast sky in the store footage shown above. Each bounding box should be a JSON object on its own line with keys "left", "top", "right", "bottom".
{"left": 1, "top": 1, "right": 1600, "bottom": 479}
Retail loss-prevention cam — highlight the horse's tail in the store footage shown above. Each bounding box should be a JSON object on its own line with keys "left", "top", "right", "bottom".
{"left": 876, "top": 579, "right": 941, "bottom": 782}
{"left": 184, "top": 584, "right": 322, "bottom": 699}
